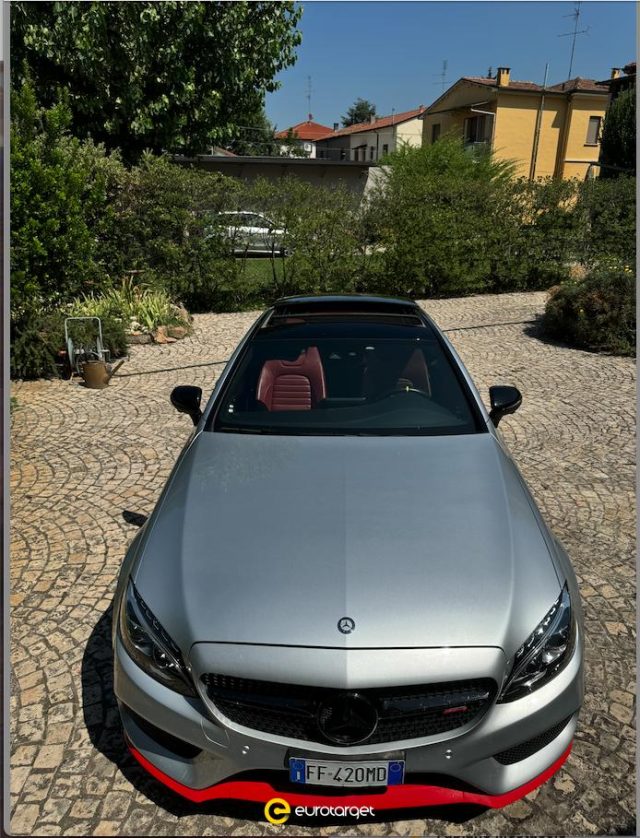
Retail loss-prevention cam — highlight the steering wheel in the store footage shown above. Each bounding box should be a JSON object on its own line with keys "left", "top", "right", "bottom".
{"left": 369, "top": 386, "right": 431, "bottom": 403}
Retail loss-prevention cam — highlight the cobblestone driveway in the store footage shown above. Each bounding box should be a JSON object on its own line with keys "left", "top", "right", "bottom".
{"left": 10, "top": 292, "right": 635, "bottom": 836}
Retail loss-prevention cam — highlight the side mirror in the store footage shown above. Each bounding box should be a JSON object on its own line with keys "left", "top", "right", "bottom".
{"left": 489, "top": 385, "right": 522, "bottom": 427}
{"left": 170, "top": 385, "right": 203, "bottom": 426}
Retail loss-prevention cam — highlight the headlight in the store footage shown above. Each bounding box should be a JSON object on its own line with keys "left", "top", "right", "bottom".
{"left": 498, "top": 584, "right": 575, "bottom": 702}
{"left": 119, "top": 579, "right": 195, "bottom": 697}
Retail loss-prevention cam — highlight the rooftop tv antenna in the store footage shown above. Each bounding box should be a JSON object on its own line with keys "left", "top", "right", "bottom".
{"left": 306, "top": 75, "right": 313, "bottom": 121}
{"left": 433, "top": 60, "right": 448, "bottom": 93}
{"left": 558, "top": 2, "right": 590, "bottom": 80}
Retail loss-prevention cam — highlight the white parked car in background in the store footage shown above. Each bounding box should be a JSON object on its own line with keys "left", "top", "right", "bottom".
{"left": 216, "top": 210, "right": 286, "bottom": 255}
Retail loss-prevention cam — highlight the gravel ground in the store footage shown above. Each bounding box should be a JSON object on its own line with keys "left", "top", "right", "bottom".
{"left": 9, "top": 291, "right": 635, "bottom": 836}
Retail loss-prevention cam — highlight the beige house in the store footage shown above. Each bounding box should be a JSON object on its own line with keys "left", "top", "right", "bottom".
{"left": 422, "top": 67, "right": 610, "bottom": 180}
{"left": 315, "top": 107, "right": 426, "bottom": 162}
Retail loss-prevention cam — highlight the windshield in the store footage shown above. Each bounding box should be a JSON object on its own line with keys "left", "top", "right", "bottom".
{"left": 211, "top": 320, "right": 484, "bottom": 436}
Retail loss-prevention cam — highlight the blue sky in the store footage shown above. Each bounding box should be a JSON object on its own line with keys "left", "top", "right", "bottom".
{"left": 265, "top": 1, "right": 636, "bottom": 130}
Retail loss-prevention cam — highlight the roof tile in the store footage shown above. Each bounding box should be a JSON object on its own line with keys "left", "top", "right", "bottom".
{"left": 317, "top": 107, "right": 427, "bottom": 139}
{"left": 462, "top": 75, "right": 609, "bottom": 94}
{"left": 274, "top": 121, "right": 334, "bottom": 141}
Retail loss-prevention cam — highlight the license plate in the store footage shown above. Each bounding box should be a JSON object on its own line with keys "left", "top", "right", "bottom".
{"left": 289, "top": 758, "right": 405, "bottom": 787}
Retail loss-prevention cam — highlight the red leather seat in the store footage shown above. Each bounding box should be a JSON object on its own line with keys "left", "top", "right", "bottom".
{"left": 257, "top": 347, "right": 327, "bottom": 411}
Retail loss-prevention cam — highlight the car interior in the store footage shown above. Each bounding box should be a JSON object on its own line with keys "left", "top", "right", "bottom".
{"left": 219, "top": 335, "right": 477, "bottom": 417}
{"left": 253, "top": 344, "right": 434, "bottom": 412}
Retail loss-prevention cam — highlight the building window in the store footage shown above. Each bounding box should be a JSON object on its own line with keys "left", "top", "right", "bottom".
{"left": 370, "top": 146, "right": 375, "bottom": 160}
{"left": 463, "top": 114, "right": 491, "bottom": 146}
{"left": 353, "top": 145, "right": 366, "bottom": 161}
{"left": 586, "top": 116, "right": 602, "bottom": 145}
{"left": 382, "top": 143, "right": 389, "bottom": 155}
{"left": 431, "top": 123, "right": 441, "bottom": 143}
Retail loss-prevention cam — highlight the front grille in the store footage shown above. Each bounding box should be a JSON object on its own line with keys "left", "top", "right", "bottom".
{"left": 202, "top": 674, "right": 496, "bottom": 747}
{"left": 493, "top": 716, "right": 572, "bottom": 765}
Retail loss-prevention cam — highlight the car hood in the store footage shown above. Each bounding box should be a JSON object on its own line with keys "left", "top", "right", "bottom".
{"left": 133, "top": 432, "right": 561, "bottom": 657}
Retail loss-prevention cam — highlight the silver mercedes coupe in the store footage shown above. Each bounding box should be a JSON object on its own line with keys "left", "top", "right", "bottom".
{"left": 113, "top": 295, "right": 583, "bottom": 814}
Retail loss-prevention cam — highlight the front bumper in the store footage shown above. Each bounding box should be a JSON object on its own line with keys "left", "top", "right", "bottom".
{"left": 125, "top": 737, "right": 572, "bottom": 809}
{"left": 114, "top": 632, "right": 583, "bottom": 809}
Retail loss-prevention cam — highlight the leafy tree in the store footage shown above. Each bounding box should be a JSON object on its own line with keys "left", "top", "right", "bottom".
{"left": 342, "top": 98, "right": 377, "bottom": 127}
{"left": 599, "top": 87, "right": 636, "bottom": 177}
{"left": 11, "top": 1, "right": 302, "bottom": 160}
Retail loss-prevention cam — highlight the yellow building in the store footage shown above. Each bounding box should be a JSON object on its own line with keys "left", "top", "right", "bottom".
{"left": 422, "top": 67, "right": 611, "bottom": 180}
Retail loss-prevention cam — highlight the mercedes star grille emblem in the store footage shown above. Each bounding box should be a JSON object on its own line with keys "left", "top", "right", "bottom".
{"left": 337, "top": 616, "right": 355, "bottom": 634}
{"left": 317, "top": 692, "right": 379, "bottom": 745}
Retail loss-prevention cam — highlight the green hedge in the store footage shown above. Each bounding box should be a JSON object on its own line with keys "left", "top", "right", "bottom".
{"left": 11, "top": 82, "right": 123, "bottom": 319}
{"left": 10, "top": 87, "right": 636, "bottom": 377}
{"left": 364, "top": 140, "right": 635, "bottom": 297}
{"left": 543, "top": 267, "right": 636, "bottom": 356}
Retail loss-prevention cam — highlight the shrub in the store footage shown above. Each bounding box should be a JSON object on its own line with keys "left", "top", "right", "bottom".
{"left": 98, "top": 154, "right": 243, "bottom": 312}
{"left": 365, "top": 141, "right": 634, "bottom": 296}
{"left": 366, "top": 138, "right": 522, "bottom": 297}
{"left": 10, "top": 311, "right": 65, "bottom": 379}
{"left": 11, "top": 79, "right": 126, "bottom": 378}
{"left": 543, "top": 266, "right": 635, "bottom": 356}
{"left": 576, "top": 176, "right": 636, "bottom": 269}
{"left": 506, "top": 178, "right": 580, "bottom": 290}
{"left": 10, "top": 309, "right": 128, "bottom": 379}
{"left": 68, "top": 277, "right": 189, "bottom": 334}
{"left": 11, "top": 80, "right": 124, "bottom": 317}
{"left": 245, "top": 177, "right": 366, "bottom": 300}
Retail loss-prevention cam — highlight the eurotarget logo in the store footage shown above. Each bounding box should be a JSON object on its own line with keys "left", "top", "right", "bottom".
{"left": 264, "top": 797, "right": 375, "bottom": 823}
{"left": 264, "top": 798, "right": 291, "bottom": 824}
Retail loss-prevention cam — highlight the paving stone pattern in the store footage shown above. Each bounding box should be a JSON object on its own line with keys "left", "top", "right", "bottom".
{"left": 10, "top": 292, "right": 635, "bottom": 836}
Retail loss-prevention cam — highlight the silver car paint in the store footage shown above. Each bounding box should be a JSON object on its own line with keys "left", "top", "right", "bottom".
{"left": 131, "top": 432, "right": 561, "bottom": 657}
{"left": 113, "top": 300, "right": 584, "bottom": 797}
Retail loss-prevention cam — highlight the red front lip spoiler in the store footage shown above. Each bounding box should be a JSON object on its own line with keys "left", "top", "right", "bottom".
{"left": 127, "top": 739, "right": 572, "bottom": 811}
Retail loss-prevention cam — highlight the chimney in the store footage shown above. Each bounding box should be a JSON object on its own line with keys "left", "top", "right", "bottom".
{"left": 611, "top": 67, "right": 622, "bottom": 79}
{"left": 333, "top": 122, "right": 339, "bottom": 131}
{"left": 369, "top": 114, "right": 376, "bottom": 124}
{"left": 496, "top": 67, "right": 511, "bottom": 87}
